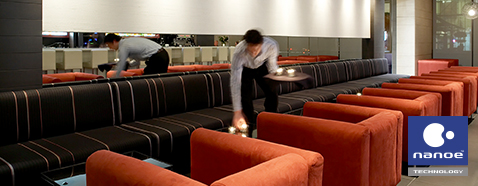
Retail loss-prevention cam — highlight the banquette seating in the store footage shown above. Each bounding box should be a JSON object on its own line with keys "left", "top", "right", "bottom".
{"left": 0, "top": 58, "right": 409, "bottom": 185}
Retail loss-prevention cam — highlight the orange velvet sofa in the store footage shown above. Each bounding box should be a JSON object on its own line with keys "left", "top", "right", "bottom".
{"left": 278, "top": 56, "right": 298, "bottom": 61}
{"left": 381, "top": 81, "right": 463, "bottom": 116}
{"left": 190, "top": 128, "right": 324, "bottom": 186}
{"left": 42, "top": 72, "right": 104, "bottom": 83}
{"left": 336, "top": 88, "right": 442, "bottom": 163}
{"left": 86, "top": 128, "right": 324, "bottom": 186}
{"left": 106, "top": 70, "right": 143, "bottom": 78}
{"left": 277, "top": 60, "right": 309, "bottom": 65}
{"left": 417, "top": 59, "right": 459, "bottom": 76}
{"left": 87, "top": 150, "right": 310, "bottom": 186}
{"left": 257, "top": 102, "right": 403, "bottom": 186}
{"left": 316, "top": 55, "right": 339, "bottom": 61}
{"left": 409, "top": 75, "right": 477, "bottom": 116}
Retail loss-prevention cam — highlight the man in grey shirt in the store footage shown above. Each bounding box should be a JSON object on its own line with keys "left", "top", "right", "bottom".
{"left": 104, "top": 33, "right": 169, "bottom": 77}
{"left": 231, "top": 29, "right": 279, "bottom": 131}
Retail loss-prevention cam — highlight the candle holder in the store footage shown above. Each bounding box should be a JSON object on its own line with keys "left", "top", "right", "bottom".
{"left": 276, "top": 68, "right": 284, "bottom": 76}
{"left": 287, "top": 69, "right": 295, "bottom": 77}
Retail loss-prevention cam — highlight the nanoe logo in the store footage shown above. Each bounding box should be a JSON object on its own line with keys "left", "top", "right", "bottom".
{"left": 409, "top": 116, "right": 468, "bottom": 166}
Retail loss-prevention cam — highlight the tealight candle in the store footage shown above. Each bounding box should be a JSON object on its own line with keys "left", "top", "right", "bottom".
{"left": 228, "top": 126, "right": 236, "bottom": 133}
{"left": 276, "top": 68, "right": 284, "bottom": 75}
{"left": 287, "top": 69, "right": 295, "bottom": 77}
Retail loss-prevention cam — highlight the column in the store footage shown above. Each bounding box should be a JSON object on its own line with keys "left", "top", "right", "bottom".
{"left": 396, "top": 0, "right": 432, "bottom": 75}
{"left": 0, "top": 0, "right": 42, "bottom": 91}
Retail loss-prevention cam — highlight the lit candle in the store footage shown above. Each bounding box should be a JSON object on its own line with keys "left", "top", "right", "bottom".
{"left": 357, "top": 93, "right": 362, "bottom": 96}
{"left": 287, "top": 69, "right": 295, "bottom": 77}
{"left": 276, "top": 68, "right": 284, "bottom": 75}
{"left": 228, "top": 126, "right": 236, "bottom": 133}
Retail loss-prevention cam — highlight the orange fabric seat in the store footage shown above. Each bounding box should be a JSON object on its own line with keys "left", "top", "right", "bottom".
{"left": 296, "top": 56, "right": 317, "bottom": 62}
{"left": 277, "top": 60, "right": 309, "bottom": 65}
{"left": 382, "top": 80, "right": 464, "bottom": 116}
{"left": 106, "top": 70, "right": 139, "bottom": 78}
{"left": 257, "top": 102, "right": 403, "bottom": 186}
{"left": 316, "top": 55, "right": 339, "bottom": 61}
{"left": 191, "top": 128, "right": 324, "bottom": 186}
{"left": 211, "top": 63, "right": 231, "bottom": 69}
{"left": 46, "top": 72, "right": 104, "bottom": 82}
{"left": 336, "top": 88, "right": 441, "bottom": 163}
{"left": 417, "top": 59, "right": 458, "bottom": 75}
{"left": 278, "top": 56, "right": 298, "bottom": 61}
{"left": 167, "top": 65, "right": 197, "bottom": 72}
{"left": 42, "top": 75, "right": 62, "bottom": 83}
{"left": 410, "top": 75, "right": 477, "bottom": 116}
{"left": 87, "top": 150, "right": 311, "bottom": 186}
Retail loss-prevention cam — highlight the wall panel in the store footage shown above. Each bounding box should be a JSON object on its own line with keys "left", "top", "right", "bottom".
{"left": 43, "top": 0, "right": 371, "bottom": 38}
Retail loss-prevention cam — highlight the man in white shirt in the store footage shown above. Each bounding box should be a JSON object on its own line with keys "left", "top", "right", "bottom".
{"left": 104, "top": 33, "right": 169, "bottom": 77}
{"left": 230, "top": 29, "right": 279, "bottom": 131}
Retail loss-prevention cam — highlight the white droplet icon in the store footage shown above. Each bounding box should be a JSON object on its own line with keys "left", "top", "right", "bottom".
{"left": 446, "top": 131, "right": 454, "bottom": 140}
{"left": 423, "top": 123, "right": 445, "bottom": 147}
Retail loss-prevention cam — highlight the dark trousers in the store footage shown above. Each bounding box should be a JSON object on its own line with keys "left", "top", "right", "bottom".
{"left": 241, "top": 62, "right": 278, "bottom": 125}
{"left": 143, "top": 49, "right": 170, "bottom": 74}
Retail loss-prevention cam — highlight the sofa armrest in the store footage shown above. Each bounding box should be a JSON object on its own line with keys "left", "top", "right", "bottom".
{"left": 211, "top": 154, "right": 309, "bottom": 186}
{"left": 302, "top": 101, "right": 395, "bottom": 123}
{"left": 86, "top": 150, "right": 206, "bottom": 186}
{"left": 362, "top": 88, "right": 442, "bottom": 116}
{"left": 337, "top": 94, "right": 425, "bottom": 116}
{"left": 190, "top": 128, "right": 323, "bottom": 186}
{"left": 381, "top": 83, "right": 462, "bottom": 116}
{"left": 257, "top": 112, "right": 370, "bottom": 186}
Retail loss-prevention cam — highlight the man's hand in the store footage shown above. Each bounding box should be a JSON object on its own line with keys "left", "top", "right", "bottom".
{"left": 232, "top": 110, "right": 247, "bottom": 130}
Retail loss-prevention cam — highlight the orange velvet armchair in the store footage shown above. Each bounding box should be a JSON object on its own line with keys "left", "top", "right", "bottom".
{"left": 417, "top": 59, "right": 458, "bottom": 75}
{"left": 87, "top": 128, "right": 324, "bottom": 186}
{"left": 409, "top": 75, "right": 477, "bottom": 116}
{"left": 257, "top": 102, "right": 403, "bottom": 186}
{"left": 381, "top": 81, "right": 463, "bottom": 116}
{"left": 190, "top": 128, "right": 324, "bottom": 186}
{"left": 336, "top": 88, "right": 441, "bottom": 163}
{"left": 86, "top": 150, "right": 310, "bottom": 186}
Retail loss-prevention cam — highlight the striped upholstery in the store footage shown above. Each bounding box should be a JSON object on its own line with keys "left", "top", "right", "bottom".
{"left": 370, "top": 58, "right": 390, "bottom": 75}
{"left": 315, "top": 62, "right": 348, "bottom": 87}
{"left": 0, "top": 83, "right": 154, "bottom": 185}
{"left": 0, "top": 58, "right": 411, "bottom": 184}
{"left": 208, "top": 72, "right": 232, "bottom": 107}
{"left": 345, "top": 59, "right": 374, "bottom": 80}
{"left": 0, "top": 84, "right": 115, "bottom": 147}
{"left": 0, "top": 126, "right": 152, "bottom": 185}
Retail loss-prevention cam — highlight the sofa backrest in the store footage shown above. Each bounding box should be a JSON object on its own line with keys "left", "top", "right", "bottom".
{"left": 112, "top": 74, "right": 212, "bottom": 124}
{"left": 208, "top": 72, "right": 232, "bottom": 107}
{"left": 370, "top": 58, "right": 390, "bottom": 75}
{"left": 0, "top": 83, "right": 116, "bottom": 146}
{"left": 345, "top": 58, "right": 389, "bottom": 81}
{"left": 314, "top": 62, "right": 348, "bottom": 87}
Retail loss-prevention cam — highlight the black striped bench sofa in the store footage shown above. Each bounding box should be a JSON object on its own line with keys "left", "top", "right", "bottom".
{"left": 0, "top": 58, "right": 409, "bottom": 185}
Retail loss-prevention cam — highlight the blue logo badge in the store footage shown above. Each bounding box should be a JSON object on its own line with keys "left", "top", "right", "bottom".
{"left": 408, "top": 116, "right": 468, "bottom": 165}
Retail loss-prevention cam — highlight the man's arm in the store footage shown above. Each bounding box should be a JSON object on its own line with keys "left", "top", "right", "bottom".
{"left": 115, "top": 48, "right": 129, "bottom": 78}
{"left": 230, "top": 51, "right": 243, "bottom": 112}
{"left": 266, "top": 41, "right": 279, "bottom": 73}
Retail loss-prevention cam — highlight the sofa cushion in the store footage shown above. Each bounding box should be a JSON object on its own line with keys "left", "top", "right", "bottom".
{"left": 120, "top": 108, "right": 232, "bottom": 173}
{"left": 42, "top": 75, "right": 62, "bottom": 83}
{"left": 0, "top": 83, "right": 116, "bottom": 147}
{"left": 0, "top": 126, "right": 151, "bottom": 185}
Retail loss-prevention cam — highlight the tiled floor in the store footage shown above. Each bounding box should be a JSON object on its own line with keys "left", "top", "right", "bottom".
{"left": 397, "top": 114, "right": 478, "bottom": 186}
